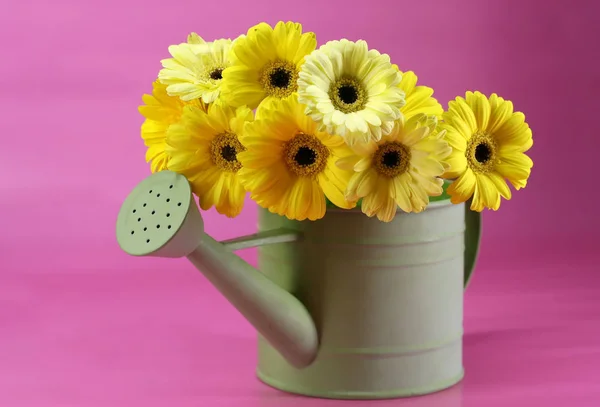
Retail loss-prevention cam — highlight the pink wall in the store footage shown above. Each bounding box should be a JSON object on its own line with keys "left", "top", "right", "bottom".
{"left": 1, "top": 0, "right": 597, "bottom": 273}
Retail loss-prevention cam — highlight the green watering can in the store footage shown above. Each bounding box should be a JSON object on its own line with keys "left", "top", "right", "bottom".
{"left": 116, "top": 170, "right": 481, "bottom": 399}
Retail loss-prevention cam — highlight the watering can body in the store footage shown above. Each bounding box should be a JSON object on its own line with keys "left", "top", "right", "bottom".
{"left": 116, "top": 170, "right": 481, "bottom": 400}
{"left": 254, "top": 202, "right": 478, "bottom": 398}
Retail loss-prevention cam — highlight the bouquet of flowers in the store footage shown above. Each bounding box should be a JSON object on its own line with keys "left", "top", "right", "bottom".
{"left": 138, "top": 21, "right": 534, "bottom": 223}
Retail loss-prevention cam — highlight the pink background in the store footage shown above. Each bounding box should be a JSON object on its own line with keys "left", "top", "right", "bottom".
{"left": 1, "top": 0, "right": 599, "bottom": 406}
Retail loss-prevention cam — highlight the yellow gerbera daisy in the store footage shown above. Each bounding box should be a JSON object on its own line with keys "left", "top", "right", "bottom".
{"left": 237, "top": 94, "right": 356, "bottom": 221}
{"left": 158, "top": 34, "right": 235, "bottom": 103}
{"left": 138, "top": 80, "right": 207, "bottom": 173}
{"left": 297, "top": 39, "right": 405, "bottom": 146}
{"left": 165, "top": 103, "right": 253, "bottom": 218}
{"left": 393, "top": 66, "right": 443, "bottom": 119}
{"left": 441, "top": 91, "right": 534, "bottom": 211}
{"left": 337, "top": 114, "right": 451, "bottom": 222}
{"left": 220, "top": 21, "right": 317, "bottom": 109}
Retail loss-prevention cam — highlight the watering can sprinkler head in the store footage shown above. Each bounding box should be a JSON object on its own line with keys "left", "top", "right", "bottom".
{"left": 116, "top": 170, "right": 319, "bottom": 369}
{"left": 116, "top": 170, "right": 204, "bottom": 258}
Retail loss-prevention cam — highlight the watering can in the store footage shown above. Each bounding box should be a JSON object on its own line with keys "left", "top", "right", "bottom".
{"left": 116, "top": 170, "right": 481, "bottom": 399}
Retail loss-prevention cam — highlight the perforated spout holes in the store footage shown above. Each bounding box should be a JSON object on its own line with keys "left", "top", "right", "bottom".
{"left": 127, "top": 186, "right": 183, "bottom": 243}
{"left": 116, "top": 171, "right": 193, "bottom": 257}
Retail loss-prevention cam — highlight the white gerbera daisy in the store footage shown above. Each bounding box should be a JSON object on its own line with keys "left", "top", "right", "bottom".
{"left": 158, "top": 35, "right": 235, "bottom": 103}
{"left": 297, "top": 39, "right": 405, "bottom": 146}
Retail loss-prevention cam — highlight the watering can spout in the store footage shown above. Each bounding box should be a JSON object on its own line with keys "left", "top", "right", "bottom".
{"left": 187, "top": 234, "right": 318, "bottom": 368}
{"left": 116, "top": 170, "right": 319, "bottom": 369}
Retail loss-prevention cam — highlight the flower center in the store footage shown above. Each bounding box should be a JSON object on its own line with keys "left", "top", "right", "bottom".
{"left": 210, "top": 132, "right": 245, "bottom": 172}
{"left": 467, "top": 133, "right": 497, "bottom": 173}
{"left": 210, "top": 68, "right": 223, "bottom": 80}
{"left": 205, "top": 65, "right": 226, "bottom": 82}
{"left": 260, "top": 60, "right": 298, "bottom": 98}
{"left": 329, "top": 77, "right": 367, "bottom": 113}
{"left": 373, "top": 142, "right": 411, "bottom": 178}
{"left": 284, "top": 133, "right": 329, "bottom": 178}
{"left": 474, "top": 143, "right": 492, "bottom": 163}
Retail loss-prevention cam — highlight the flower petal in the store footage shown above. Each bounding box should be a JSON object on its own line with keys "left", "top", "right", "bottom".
{"left": 467, "top": 91, "right": 491, "bottom": 131}
{"left": 474, "top": 174, "right": 501, "bottom": 211}
{"left": 494, "top": 112, "right": 532, "bottom": 150}
{"left": 392, "top": 173, "right": 413, "bottom": 213}
{"left": 487, "top": 93, "right": 513, "bottom": 133}
{"left": 447, "top": 169, "right": 476, "bottom": 204}
{"left": 447, "top": 97, "right": 477, "bottom": 134}
{"left": 487, "top": 172, "right": 512, "bottom": 200}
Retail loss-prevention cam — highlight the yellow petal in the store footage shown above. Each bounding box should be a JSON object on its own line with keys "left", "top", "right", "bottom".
{"left": 446, "top": 116, "right": 474, "bottom": 141}
{"left": 376, "top": 192, "right": 397, "bottom": 222}
{"left": 397, "top": 70, "right": 417, "bottom": 94}
{"left": 216, "top": 174, "right": 246, "bottom": 218}
{"left": 307, "top": 179, "right": 326, "bottom": 221}
{"left": 448, "top": 98, "right": 477, "bottom": 133}
{"left": 474, "top": 174, "right": 501, "bottom": 211}
{"left": 237, "top": 151, "right": 281, "bottom": 168}
{"left": 320, "top": 162, "right": 355, "bottom": 209}
{"left": 198, "top": 171, "right": 226, "bottom": 210}
{"left": 346, "top": 168, "right": 377, "bottom": 199}
{"left": 401, "top": 125, "right": 428, "bottom": 147}
{"left": 487, "top": 172, "right": 512, "bottom": 200}
{"left": 335, "top": 155, "right": 361, "bottom": 171}
{"left": 411, "top": 154, "right": 446, "bottom": 177}
{"left": 287, "top": 177, "right": 310, "bottom": 220}
{"left": 354, "top": 156, "right": 372, "bottom": 172}
{"left": 409, "top": 170, "right": 443, "bottom": 197}
{"left": 494, "top": 112, "right": 532, "bottom": 149}
{"left": 495, "top": 152, "right": 532, "bottom": 189}
{"left": 442, "top": 127, "right": 468, "bottom": 151}
{"left": 447, "top": 169, "right": 476, "bottom": 204}
{"left": 442, "top": 150, "right": 468, "bottom": 178}
{"left": 360, "top": 193, "right": 379, "bottom": 218}
{"left": 470, "top": 180, "right": 483, "bottom": 212}
{"left": 487, "top": 93, "right": 513, "bottom": 133}
{"left": 392, "top": 173, "right": 413, "bottom": 213}
{"left": 466, "top": 91, "right": 490, "bottom": 131}
{"left": 406, "top": 176, "right": 429, "bottom": 212}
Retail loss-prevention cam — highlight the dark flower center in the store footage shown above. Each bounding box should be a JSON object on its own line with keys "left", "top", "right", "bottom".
{"left": 284, "top": 133, "right": 330, "bottom": 178}
{"left": 269, "top": 67, "right": 291, "bottom": 88}
{"left": 475, "top": 143, "right": 492, "bottom": 163}
{"left": 374, "top": 142, "right": 411, "bottom": 178}
{"left": 294, "top": 147, "right": 317, "bottom": 166}
{"left": 221, "top": 145, "right": 237, "bottom": 162}
{"left": 382, "top": 151, "right": 400, "bottom": 168}
{"left": 210, "top": 69, "right": 223, "bottom": 80}
{"left": 211, "top": 132, "right": 245, "bottom": 172}
{"left": 338, "top": 85, "right": 359, "bottom": 104}
{"left": 329, "top": 77, "right": 366, "bottom": 113}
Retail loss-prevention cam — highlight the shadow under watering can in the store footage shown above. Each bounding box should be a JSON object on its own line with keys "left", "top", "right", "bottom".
{"left": 116, "top": 170, "right": 481, "bottom": 400}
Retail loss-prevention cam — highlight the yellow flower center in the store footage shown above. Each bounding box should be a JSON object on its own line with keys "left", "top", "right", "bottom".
{"left": 260, "top": 60, "right": 298, "bottom": 98}
{"left": 467, "top": 132, "right": 497, "bottom": 173}
{"left": 329, "top": 76, "right": 367, "bottom": 113}
{"left": 210, "top": 132, "right": 245, "bottom": 172}
{"left": 373, "top": 142, "right": 411, "bottom": 178}
{"left": 205, "top": 65, "right": 226, "bottom": 82}
{"left": 283, "top": 133, "right": 329, "bottom": 178}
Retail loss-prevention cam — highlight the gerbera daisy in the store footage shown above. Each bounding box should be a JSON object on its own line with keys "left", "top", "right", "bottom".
{"left": 158, "top": 35, "right": 235, "bottom": 103}
{"left": 138, "top": 80, "right": 207, "bottom": 173}
{"left": 165, "top": 103, "right": 253, "bottom": 218}
{"left": 220, "top": 21, "right": 317, "bottom": 109}
{"left": 337, "top": 114, "right": 451, "bottom": 222}
{"left": 297, "top": 39, "right": 405, "bottom": 145}
{"left": 393, "top": 66, "right": 443, "bottom": 119}
{"left": 441, "top": 91, "right": 534, "bottom": 211}
{"left": 237, "top": 94, "right": 356, "bottom": 221}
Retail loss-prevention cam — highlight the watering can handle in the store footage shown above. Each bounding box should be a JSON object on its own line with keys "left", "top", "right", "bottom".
{"left": 464, "top": 202, "right": 482, "bottom": 289}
